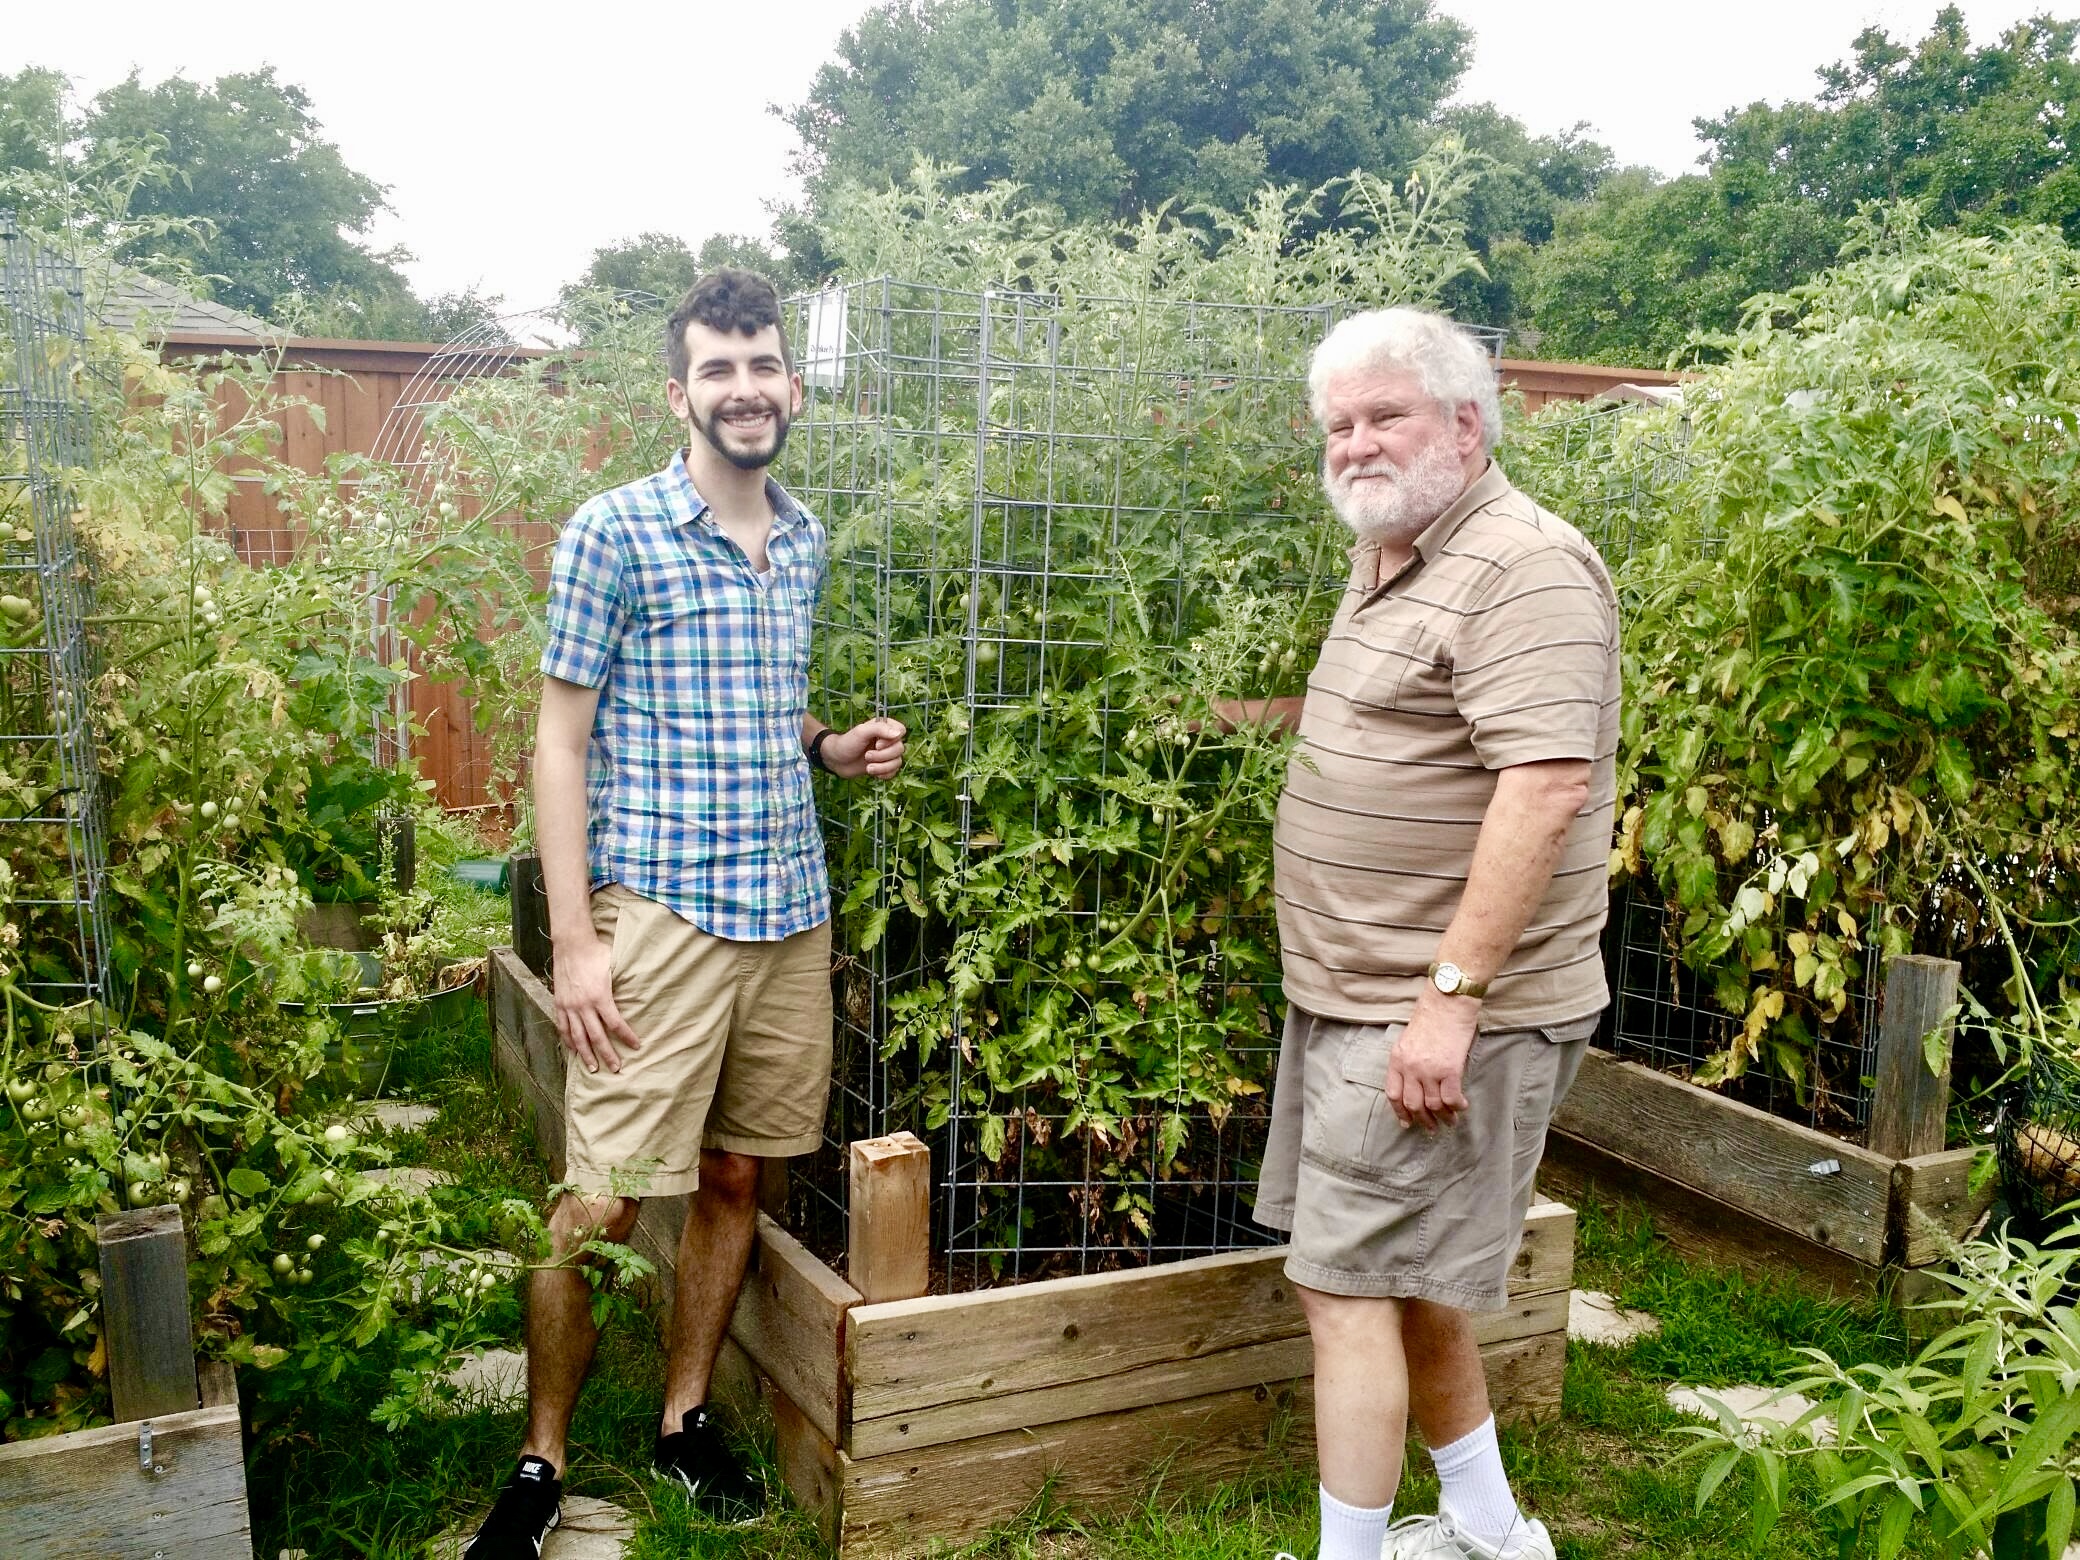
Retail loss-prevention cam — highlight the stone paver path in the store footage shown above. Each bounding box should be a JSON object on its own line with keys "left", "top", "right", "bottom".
{"left": 361, "top": 1166, "right": 454, "bottom": 1192}
{"left": 431, "top": 1495, "right": 634, "bottom": 1559}
{"left": 359, "top": 1099, "right": 439, "bottom": 1133}
{"left": 1666, "top": 1383, "right": 1829, "bottom": 1440}
{"left": 440, "top": 1347, "right": 528, "bottom": 1413}
{"left": 1567, "top": 1290, "right": 1660, "bottom": 1346}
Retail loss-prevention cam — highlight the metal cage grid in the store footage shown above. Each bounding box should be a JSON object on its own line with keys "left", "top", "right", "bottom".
{"left": 1599, "top": 883, "right": 1887, "bottom": 1134}
{"left": 0, "top": 212, "right": 113, "bottom": 1044}
{"left": 780, "top": 279, "right": 1503, "bottom": 1283}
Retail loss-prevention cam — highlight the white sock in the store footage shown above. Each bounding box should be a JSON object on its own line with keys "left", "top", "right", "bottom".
{"left": 1318, "top": 1485, "right": 1393, "bottom": 1560}
{"left": 1429, "top": 1416, "right": 1521, "bottom": 1546}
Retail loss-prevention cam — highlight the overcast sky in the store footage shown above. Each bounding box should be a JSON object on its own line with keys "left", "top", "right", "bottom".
{"left": 5, "top": 2, "right": 2065, "bottom": 312}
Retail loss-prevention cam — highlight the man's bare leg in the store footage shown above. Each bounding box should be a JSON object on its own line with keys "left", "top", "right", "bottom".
{"left": 1405, "top": 1295, "right": 1528, "bottom": 1546}
{"left": 1299, "top": 1286, "right": 1411, "bottom": 1503}
{"left": 1404, "top": 1297, "right": 1491, "bottom": 1445}
{"left": 659, "top": 1148, "right": 763, "bottom": 1432}
{"left": 520, "top": 1193, "right": 640, "bottom": 1475}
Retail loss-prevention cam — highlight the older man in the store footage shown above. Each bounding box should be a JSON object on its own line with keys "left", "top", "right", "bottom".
{"left": 1245, "top": 307, "right": 1619, "bottom": 1560}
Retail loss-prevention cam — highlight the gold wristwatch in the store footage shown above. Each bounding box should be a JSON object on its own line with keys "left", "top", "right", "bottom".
{"left": 1426, "top": 961, "right": 1489, "bottom": 999}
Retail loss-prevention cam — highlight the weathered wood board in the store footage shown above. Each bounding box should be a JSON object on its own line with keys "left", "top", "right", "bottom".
{"left": 1891, "top": 1146, "right": 1995, "bottom": 1268}
{"left": 0, "top": 1402, "right": 252, "bottom": 1560}
{"left": 845, "top": 1201, "right": 1574, "bottom": 1455}
{"left": 1552, "top": 1046, "right": 1894, "bottom": 1263}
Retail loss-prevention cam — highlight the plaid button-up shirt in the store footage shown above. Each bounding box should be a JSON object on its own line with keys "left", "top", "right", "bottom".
{"left": 540, "top": 451, "right": 830, "bottom": 941}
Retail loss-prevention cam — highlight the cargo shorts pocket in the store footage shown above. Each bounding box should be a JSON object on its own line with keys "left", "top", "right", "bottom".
{"left": 1302, "top": 1024, "right": 1482, "bottom": 1190}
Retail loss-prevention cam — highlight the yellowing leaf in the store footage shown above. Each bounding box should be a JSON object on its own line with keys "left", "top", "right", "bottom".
{"left": 1933, "top": 493, "right": 1968, "bottom": 523}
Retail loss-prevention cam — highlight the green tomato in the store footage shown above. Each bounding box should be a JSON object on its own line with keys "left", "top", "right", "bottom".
{"left": 5, "top": 1077, "right": 36, "bottom": 1104}
{"left": 185, "top": 961, "right": 203, "bottom": 979}
{"left": 202, "top": 974, "right": 222, "bottom": 995}
{"left": 164, "top": 1177, "right": 191, "bottom": 1202}
{"left": 199, "top": 800, "right": 219, "bottom": 820}
{"left": 19, "top": 1097, "right": 52, "bottom": 1123}
{"left": 322, "top": 1123, "right": 350, "bottom": 1145}
{"left": 271, "top": 1252, "right": 295, "bottom": 1277}
{"left": 127, "top": 1180, "right": 153, "bottom": 1205}
{"left": 295, "top": 1268, "right": 314, "bottom": 1287}
{"left": 305, "top": 1233, "right": 325, "bottom": 1251}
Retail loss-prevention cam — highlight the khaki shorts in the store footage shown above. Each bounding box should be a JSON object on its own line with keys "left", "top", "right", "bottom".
{"left": 1254, "top": 1005, "right": 1596, "bottom": 1309}
{"left": 561, "top": 884, "right": 834, "bottom": 1200}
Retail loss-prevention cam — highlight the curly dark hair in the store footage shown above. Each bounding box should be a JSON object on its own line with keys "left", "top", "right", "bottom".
{"left": 665, "top": 269, "right": 792, "bottom": 384}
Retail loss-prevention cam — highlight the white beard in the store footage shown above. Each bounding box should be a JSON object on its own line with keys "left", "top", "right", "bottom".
{"left": 1324, "top": 434, "right": 1467, "bottom": 545}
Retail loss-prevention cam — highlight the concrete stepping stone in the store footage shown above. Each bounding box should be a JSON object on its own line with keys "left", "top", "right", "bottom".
{"left": 1568, "top": 1290, "right": 1660, "bottom": 1346}
{"left": 438, "top": 1346, "right": 527, "bottom": 1413}
{"left": 355, "top": 1099, "right": 439, "bottom": 1133}
{"left": 430, "top": 1495, "right": 634, "bottom": 1559}
{"left": 1666, "top": 1383, "right": 1830, "bottom": 1441}
{"left": 363, "top": 1166, "right": 454, "bottom": 1193}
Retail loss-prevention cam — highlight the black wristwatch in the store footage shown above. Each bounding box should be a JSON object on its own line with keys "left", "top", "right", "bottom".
{"left": 807, "top": 728, "right": 836, "bottom": 773}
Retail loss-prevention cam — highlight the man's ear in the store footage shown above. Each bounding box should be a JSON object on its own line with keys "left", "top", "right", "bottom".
{"left": 666, "top": 378, "right": 690, "bottom": 419}
{"left": 1456, "top": 398, "right": 1485, "bottom": 461}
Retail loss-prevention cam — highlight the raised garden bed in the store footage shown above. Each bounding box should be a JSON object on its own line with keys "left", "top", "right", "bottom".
{"left": 1544, "top": 953, "right": 1993, "bottom": 1295}
{"left": 0, "top": 1208, "right": 253, "bottom": 1559}
{"left": 488, "top": 949, "right": 1574, "bottom": 1557}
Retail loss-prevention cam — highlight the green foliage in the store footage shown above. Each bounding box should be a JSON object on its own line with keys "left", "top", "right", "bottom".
{"left": 76, "top": 67, "right": 420, "bottom": 332}
{"left": 1526, "top": 9, "right": 2080, "bottom": 363}
{"left": 786, "top": 0, "right": 1471, "bottom": 225}
{"left": 1680, "top": 1217, "right": 2080, "bottom": 1558}
{"left": 1512, "top": 212, "right": 2080, "bottom": 1091}
{"left": 0, "top": 281, "right": 562, "bottom": 1436}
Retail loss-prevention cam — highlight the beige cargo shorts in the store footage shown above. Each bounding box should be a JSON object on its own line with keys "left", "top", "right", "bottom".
{"left": 1254, "top": 1004, "right": 1597, "bottom": 1309}
{"left": 561, "top": 884, "right": 835, "bottom": 1200}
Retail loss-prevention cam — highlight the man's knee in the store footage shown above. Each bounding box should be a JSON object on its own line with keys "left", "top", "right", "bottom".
{"left": 1297, "top": 1284, "right": 1405, "bottom": 1345}
{"left": 549, "top": 1192, "right": 640, "bottom": 1249}
{"left": 698, "top": 1148, "right": 762, "bottom": 1205}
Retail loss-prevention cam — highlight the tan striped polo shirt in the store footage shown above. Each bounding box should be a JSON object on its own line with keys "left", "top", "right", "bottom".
{"left": 1272, "top": 461, "right": 1619, "bottom": 1028}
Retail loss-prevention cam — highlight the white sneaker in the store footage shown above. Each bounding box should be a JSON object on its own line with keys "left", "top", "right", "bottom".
{"left": 1378, "top": 1508, "right": 1557, "bottom": 1560}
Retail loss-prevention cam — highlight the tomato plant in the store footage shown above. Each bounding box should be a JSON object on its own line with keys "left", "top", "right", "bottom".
{"left": 1509, "top": 208, "right": 2080, "bottom": 1101}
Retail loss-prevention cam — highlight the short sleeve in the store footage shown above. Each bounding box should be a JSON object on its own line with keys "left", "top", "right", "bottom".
{"left": 540, "top": 503, "right": 628, "bottom": 688}
{"left": 1452, "top": 544, "right": 1616, "bottom": 769}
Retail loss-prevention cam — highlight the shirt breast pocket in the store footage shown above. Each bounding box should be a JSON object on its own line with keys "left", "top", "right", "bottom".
{"left": 1343, "top": 612, "right": 1447, "bottom": 714}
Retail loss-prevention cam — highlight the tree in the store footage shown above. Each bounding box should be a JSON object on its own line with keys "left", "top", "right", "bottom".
{"left": 78, "top": 68, "right": 417, "bottom": 329}
{"left": 1524, "top": 8, "right": 2080, "bottom": 363}
{"left": 785, "top": 0, "right": 1470, "bottom": 225}
{"left": 0, "top": 67, "right": 69, "bottom": 177}
{"left": 561, "top": 231, "right": 801, "bottom": 318}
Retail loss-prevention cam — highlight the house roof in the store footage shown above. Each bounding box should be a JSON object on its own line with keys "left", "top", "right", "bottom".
{"left": 100, "top": 268, "right": 274, "bottom": 339}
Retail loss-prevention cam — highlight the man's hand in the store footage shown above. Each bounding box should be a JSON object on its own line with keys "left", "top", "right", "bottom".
{"left": 819, "top": 717, "right": 907, "bottom": 779}
{"left": 1385, "top": 991, "right": 1479, "bottom": 1132}
{"left": 551, "top": 934, "right": 642, "bottom": 1075}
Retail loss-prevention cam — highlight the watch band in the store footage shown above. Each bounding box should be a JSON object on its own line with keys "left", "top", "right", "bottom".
{"left": 808, "top": 728, "right": 835, "bottom": 772}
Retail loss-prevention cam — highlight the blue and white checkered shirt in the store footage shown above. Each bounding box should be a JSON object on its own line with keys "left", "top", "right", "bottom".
{"left": 540, "top": 450, "right": 830, "bottom": 941}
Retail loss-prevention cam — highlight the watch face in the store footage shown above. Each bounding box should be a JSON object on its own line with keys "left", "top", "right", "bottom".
{"left": 1433, "top": 961, "right": 1463, "bottom": 993}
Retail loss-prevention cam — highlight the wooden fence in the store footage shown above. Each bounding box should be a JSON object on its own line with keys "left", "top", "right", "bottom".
{"left": 156, "top": 331, "right": 1679, "bottom": 814}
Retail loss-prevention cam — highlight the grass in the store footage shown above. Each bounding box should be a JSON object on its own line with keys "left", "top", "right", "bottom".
{"left": 248, "top": 1014, "right": 1945, "bottom": 1558}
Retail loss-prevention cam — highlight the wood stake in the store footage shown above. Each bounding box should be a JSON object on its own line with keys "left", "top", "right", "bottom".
{"left": 847, "top": 1133, "right": 932, "bottom": 1303}
{"left": 1868, "top": 954, "right": 1961, "bottom": 1162}
{"left": 96, "top": 1205, "right": 198, "bottom": 1423}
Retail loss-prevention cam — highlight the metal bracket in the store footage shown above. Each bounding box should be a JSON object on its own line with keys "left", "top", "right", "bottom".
{"left": 1808, "top": 1158, "right": 1843, "bottom": 1177}
{"left": 137, "top": 1419, "right": 152, "bottom": 1472}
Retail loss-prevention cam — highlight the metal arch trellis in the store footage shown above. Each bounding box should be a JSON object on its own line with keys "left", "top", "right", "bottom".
{"left": 0, "top": 211, "right": 114, "bottom": 1051}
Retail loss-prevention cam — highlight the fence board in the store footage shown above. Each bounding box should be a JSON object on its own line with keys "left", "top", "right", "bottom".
{"left": 0, "top": 1402, "right": 251, "bottom": 1559}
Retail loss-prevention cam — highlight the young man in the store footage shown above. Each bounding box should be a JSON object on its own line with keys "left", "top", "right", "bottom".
{"left": 466, "top": 269, "right": 906, "bottom": 1556}
{"left": 1246, "top": 307, "right": 1619, "bottom": 1560}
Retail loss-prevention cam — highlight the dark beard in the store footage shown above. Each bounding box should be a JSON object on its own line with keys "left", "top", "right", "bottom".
{"left": 695, "top": 402, "right": 791, "bottom": 472}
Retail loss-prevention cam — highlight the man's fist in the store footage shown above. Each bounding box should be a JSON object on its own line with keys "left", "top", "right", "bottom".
{"left": 819, "top": 718, "right": 907, "bottom": 780}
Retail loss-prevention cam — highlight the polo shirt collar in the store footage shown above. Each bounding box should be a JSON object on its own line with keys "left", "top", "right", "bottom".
{"left": 1347, "top": 459, "right": 1512, "bottom": 591}
{"left": 665, "top": 447, "right": 807, "bottom": 534}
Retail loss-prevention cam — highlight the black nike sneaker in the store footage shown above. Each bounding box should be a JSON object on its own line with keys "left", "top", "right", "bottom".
{"left": 653, "top": 1406, "right": 766, "bottom": 1522}
{"left": 462, "top": 1455, "right": 562, "bottom": 1557}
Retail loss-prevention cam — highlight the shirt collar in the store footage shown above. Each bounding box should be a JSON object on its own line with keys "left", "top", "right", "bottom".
{"left": 665, "top": 448, "right": 807, "bottom": 533}
{"left": 1346, "top": 459, "right": 1513, "bottom": 592}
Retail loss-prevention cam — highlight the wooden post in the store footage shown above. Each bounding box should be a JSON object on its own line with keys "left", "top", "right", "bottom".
{"left": 1868, "top": 954, "right": 1961, "bottom": 1162}
{"left": 96, "top": 1205, "right": 198, "bottom": 1423}
{"left": 847, "top": 1133, "right": 932, "bottom": 1303}
{"left": 509, "top": 853, "right": 551, "bottom": 980}
{"left": 759, "top": 1158, "right": 792, "bottom": 1220}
